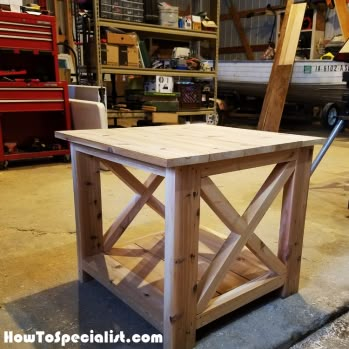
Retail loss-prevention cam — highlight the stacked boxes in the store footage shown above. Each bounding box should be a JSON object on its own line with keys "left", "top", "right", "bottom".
{"left": 101, "top": 32, "right": 139, "bottom": 67}
{"left": 100, "top": 0, "right": 144, "bottom": 22}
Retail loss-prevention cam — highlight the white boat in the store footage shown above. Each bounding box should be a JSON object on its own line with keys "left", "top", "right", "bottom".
{"left": 217, "top": 60, "right": 349, "bottom": 127}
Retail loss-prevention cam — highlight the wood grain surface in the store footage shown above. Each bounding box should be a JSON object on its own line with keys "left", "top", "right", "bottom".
{"left": 56, "top": 124, "right": 323, "bottom": 167}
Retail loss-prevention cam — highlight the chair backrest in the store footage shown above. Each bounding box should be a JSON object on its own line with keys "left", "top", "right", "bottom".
{"left": 69, "top": 99, "right": 108, "bottom": 130}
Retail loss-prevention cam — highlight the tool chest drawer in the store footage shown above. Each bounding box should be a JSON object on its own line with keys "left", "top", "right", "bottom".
{"left": 0, "top": 12, "right": 70, "bottom": 168}
{"left": 0, "top": 86, "right": 65, "bottom": 112}
{"left": 0, "top": 11, "right": 56, "bottom": 52}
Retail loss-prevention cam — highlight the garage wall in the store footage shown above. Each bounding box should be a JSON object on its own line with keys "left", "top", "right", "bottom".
{"left": 324, "top": 8, "right": 341, "bottom": 40}
{"left": 219, "top": 0, "right": 283, "bottom": 61}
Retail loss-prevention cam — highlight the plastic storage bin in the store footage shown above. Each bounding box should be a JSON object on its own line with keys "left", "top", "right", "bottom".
{"left": 159, "top": 7, "right": 178, "bottom": 27}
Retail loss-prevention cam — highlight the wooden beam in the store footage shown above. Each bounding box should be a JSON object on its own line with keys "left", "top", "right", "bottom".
{"left": 219, "top": 44, "right": 269, "bottom": 55}
{"left": 278, "top": 147, "right": 313, "bottom": 297}
{"left": 227, "top": 5, "right": 254, "bottom": 60}
{"left": 196, "top": 275, "right": 285, "bottom": 328}
{"left": 70, "top": 144, "right": 104, "bottom": 282}
{"left": 163, "top": 166, "right": 201, "bottom": 348}
{"left": 83, "top": 254, "right": 164, "bottom": 331}
{"left": 197, "top": 162, "right": 294, "bottom": 313}
{"left": 103, "top": 174, "right": 163, "bottom": 251}
{"left": 101, "top": 160, "right": 165, "bottom": 218}
{"left": 220, "top": 5, "right": 285, "bottom": 21}
{"left": 200, "top": 149, "right": 297, "bottom": 177}
{"left": 73, "top": 143, "right": 166, "bottom": 177}
{"left": 258, "top": 1, "right": 306, "bottom": 132}
{"left": 334, "top": 0, "right": 349, "bottom": 40}
{"left": 200, "top": 179, "right": 286, "bottom": 277}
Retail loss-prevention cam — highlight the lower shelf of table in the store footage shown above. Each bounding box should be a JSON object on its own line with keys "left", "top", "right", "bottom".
{"left": 82, "top": 229, "right": 285, "bottom": 332}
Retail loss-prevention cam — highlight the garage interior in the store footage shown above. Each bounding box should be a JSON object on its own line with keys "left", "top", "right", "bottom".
{"left": 0, "top": 1, "right": 349, "bottom": 349}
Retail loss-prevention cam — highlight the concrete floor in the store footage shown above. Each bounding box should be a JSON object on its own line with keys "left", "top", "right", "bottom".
{"left": 0, "top": 121, "right": 348, "bottom": 348}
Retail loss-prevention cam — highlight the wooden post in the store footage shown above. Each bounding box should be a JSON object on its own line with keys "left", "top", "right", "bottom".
{"left": 71, "top": 144, "right": 104, "bottom": 282}
{"left": 334, "top": 0, "right": 349, "bottom": 40}
{"left": 278, "top": 147, "right": 313, "bottom": 297}
{"left": 163, "top": 166, "right": 201, "bottom": 349}
{"left": 54, "top": 0, "right": 74, "bottom": 48}
{"left": 228, "top": 5, "right": 254, "bottom": 60}
{"left": 258, "top": 1, "right": 306, "bottom": 132}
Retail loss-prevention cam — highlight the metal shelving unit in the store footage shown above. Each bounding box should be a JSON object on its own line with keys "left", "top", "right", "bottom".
{"left": 91, "top": 0, "right": 220, "bottom": 122}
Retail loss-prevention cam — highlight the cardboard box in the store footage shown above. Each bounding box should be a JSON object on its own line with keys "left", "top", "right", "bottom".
{"left": 152, "top": 112, "right": 178, "bottom": 124}
{"left": 107, "top": 32, "right": 136, "bottom": 46}
{"left": 101, "top": 44, "right": 119, "bottom": 65}
{"left": 127, "top": 46, "right": 139, "bottom": 66}
{"left": 191, "top": 15, "right": 201, "bottom": 31}
{"left": 156, "top": 76, "right": 174, "bottom": 93}
{"left": 202, "top": 20, "right": 218, "bottom": 32}
{"left": 119, "top": 45, "right": 128, "bottom": 65}
{"left": 184, "top": 16, "right": 192, "bottom": 29}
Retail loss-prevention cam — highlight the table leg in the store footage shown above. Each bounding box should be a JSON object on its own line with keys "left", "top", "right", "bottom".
{"left": 278, "top": 146, "right": 314, "bottom": 297}
{"left": 164, "top": 166, "right": 201, "bottom": 349}
{"left": 71, "top": 144, "right": 104, "bottom": 282}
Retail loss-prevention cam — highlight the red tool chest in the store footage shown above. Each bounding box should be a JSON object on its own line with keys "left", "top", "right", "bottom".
{"left": 0, "top": 11, "right": 71, "bottom": 168}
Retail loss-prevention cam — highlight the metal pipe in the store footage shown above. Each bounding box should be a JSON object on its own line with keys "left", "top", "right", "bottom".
{"left": 311, "top": 119, "right": 345, "bottom": 175}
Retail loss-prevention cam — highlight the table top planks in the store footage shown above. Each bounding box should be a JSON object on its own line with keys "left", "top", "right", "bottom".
{"left": 55, "top": 124, "right": 324, "bottom": 167}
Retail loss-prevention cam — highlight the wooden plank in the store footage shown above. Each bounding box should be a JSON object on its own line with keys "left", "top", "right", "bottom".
{"left": 103, "top": 174, "right": 163, "bottom": 251}
{"left": 199, "top": 227, "right": 269, "bottom": 280}
{"left": 279, "top": 5, "right": 306, "bottom": 65}
{"left": 152, "top": 112, "right": 179, "bottom": 124}
{"left": 278, "top": 147, "right": 313, "bottom": 297}
{"left": 123, "top": 234, "right": 247, "bottom": 295}
{"left": 258, "top": 2, "right": 307, "bottom": 132}
{"left": 134, "top": 231, "right": 263, "bottom": 289}
{"left": 199, "top": 260, "right": 247, "bottom": 295}
{"left": 200, "top": 149, "right": 297, "bottom": 177}
{"left": 196, "top": 275, "right": 285, "bottom": 328}
{"left": 101, "top": 160, "right": 165, "bottom": 218}
{"left": 220, "top": 5, "right": 285, "bottom": 20}
{"left": 197, "top": 162, "right": 293, "bottom": 313}
{"left": 200, "top": 173, "right": 288, "bottom": 277}
{"left": 70, "top": 144, "right": 104, "bottom": 282}
{"left": 334, "top": 0, "right": 349, "bottom": 40}
{"left": 246, "top": 235, "right": 286, "bottom": 277}
{"left": 227, "top": 5, "right": 254, "bottom": 60}
{"left": 72, "top": 144, "right": 166, "bottom": 176}
{"left": 108, "top": 243, "right": 165, "bottom": 292}
{"left": 163, "top": 166, "right": 201, "bottom": 349}
{"left": 219, "top": 44, "right": 269, "bottom": 55}
{"left": 82, "top": 253, "right": 163, "bottom": 332}
{"left": 197, "top": 231, "right": 244, "bottom": 313}
{"left": 56, "top": 125, "right": 323, "bottom": 168}
{"left": 243, "top": 162, "right": 295, "bottom": 232}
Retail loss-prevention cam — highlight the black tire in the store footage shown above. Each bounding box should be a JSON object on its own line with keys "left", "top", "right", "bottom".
{"left": 0, "top": 161, "right": 8, "bottom": 170}
{"left": 206, "top": 113, "right": 219, "bottom": 125}
{"left": 321, "top": 103, "right": 338, "bottom": 129}
{"left": 54, "top": 154, "right": 71, "bottom": 163}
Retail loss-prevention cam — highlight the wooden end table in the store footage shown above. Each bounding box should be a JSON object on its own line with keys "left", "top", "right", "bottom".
{"left": 56, "top": 124, "right": 323, "bottom": 349}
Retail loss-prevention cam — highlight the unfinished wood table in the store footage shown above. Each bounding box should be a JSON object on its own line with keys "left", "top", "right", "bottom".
{"left": 56, "top": 124, "right": 323, "bottom": 349}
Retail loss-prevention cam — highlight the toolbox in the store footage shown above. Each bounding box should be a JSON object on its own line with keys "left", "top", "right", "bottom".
{"left": 0, "top": 12, "right": 71, "bottom": 168}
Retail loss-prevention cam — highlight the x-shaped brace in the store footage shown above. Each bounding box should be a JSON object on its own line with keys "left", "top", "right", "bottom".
{"left": 102, "top": 160, "right": 164, "bottom": 251}
{"left": 197, "top": 161, "right": 295, "bottom": 313}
